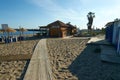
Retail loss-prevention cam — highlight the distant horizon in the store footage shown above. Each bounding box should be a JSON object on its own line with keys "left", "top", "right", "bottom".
{"left": 0, "top": 0, "right": 120, "bottom": 29}
{"left": 0, "top": 19, "right": 114, "bottom": 30}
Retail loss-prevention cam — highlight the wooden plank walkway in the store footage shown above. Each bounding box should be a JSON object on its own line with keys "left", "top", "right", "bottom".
{"left": 24, "top": 39, "right": 52, "bottom": 80}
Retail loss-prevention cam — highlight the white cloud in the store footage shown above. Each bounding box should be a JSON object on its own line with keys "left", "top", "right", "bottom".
{"left": 29, "top": 0, "right": 81, "bottom": 20}
{"left": 94, "top": 4, "right": 120, "bottom": 28}
{"left": 30, "top": 0, "right": 59, "bottom": 11}
{"left": 27, "top": 0, "right": 120, "bottom": 29}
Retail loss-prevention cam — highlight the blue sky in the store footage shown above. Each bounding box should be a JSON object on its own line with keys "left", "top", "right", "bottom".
{"left": 0, "top": 0, "right": 120, "bottom": 29}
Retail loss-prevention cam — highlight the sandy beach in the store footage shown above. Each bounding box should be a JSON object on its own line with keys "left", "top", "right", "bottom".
{"left": 47, "top": 38, "right": 89, "bottom": 80}
{"left": 0, "top": 61, "right": 26, "bottom": 80}
{"left": 47, "top": 37, "right": 120, "bottom": 80}
{"left": 0, "top": 39, "right": 39, "bottom": 56}
{"left": 1, "top": 36, "right": 120, "bottom": 80}
{"left": 0, "top": 39, "right": 39, "bottom": 80}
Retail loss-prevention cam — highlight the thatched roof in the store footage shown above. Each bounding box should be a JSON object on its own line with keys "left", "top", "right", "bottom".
{"left": 19, "top": 28, "right": 27, "bottom": 32}
{"left": 47, "top": 20, "right": 68, "bottom": 28}
{"left": 4, "top": 27, "right": 16, "bottom": 32}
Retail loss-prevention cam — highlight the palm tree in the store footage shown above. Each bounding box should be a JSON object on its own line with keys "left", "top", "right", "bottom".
{"left": 19, "top": 27, "right": 27, "bottom": 41}
{"left": 87, "top": 12, "right": 95, "bottom": 30}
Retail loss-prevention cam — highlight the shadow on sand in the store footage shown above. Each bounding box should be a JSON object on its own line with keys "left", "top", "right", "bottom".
{"left": 68, "top": 40, "right": 120, "bottom": 80}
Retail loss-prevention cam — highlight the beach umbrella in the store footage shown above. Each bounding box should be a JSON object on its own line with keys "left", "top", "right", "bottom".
{"left": 4, "top": 27, "right": 16, "bottom": 38}
{"left": 19, "top": 28, "right": 27, "bottom": 34}
{"left": 19, "top": 27, "right": 28, "bottom": 41}
{"left": 1, "top": 27, "right": 16, "bottom": 44}
{"left": 19, "top": 27, "right": 27, "bottom": 36}
{"left": 19, "top": 27, "right": 27, "bottom": 37}
{"left": 5, "top": 27, "right": 16, "bottom": 33}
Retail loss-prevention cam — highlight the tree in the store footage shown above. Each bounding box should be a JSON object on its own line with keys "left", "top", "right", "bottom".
{"left": 101, "top": 28, "right": 105, "bottom": 34}
{"left": 114, "top": 18, "right": 120, "bottom": 21}
{"left": 87, "top": 12, "right": 95, "bottom": 30}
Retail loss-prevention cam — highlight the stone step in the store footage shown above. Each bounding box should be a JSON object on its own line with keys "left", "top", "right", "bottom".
{"left": 101, "top": 54, "right": 120, "bottom": 64}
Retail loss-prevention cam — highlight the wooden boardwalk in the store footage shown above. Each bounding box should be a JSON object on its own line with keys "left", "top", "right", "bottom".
{"left": 24, "top": 39, "right": 52, "bottom": 80}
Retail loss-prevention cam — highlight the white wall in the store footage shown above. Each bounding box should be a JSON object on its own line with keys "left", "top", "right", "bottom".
{"left": 117, "top": 28, "right": 120, "bottom": 55}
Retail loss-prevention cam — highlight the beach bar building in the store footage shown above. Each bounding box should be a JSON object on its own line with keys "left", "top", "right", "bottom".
{"left": 105, "top": 20, "right": 120, "bottom": 55}
{"left": 39, "top": 26, "right": 49, "bottom": 36}
{"left": 39, "top": 20, "right": 77, "bottom": 38}
{"left": 66, "top": 22, "right": 77, "bottom": 35}
{"left": 47, "top": 20, "right": 68, "bottom": 37}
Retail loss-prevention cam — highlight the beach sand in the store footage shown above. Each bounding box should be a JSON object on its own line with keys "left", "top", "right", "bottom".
{"left": 1, "top": 35, "right": 120, "bottom": 80}
{"left": 0, "top": 61, "right": 26, "bottom": 80}
{"left": 47, "top": 37, "right": 120, "bottom": 80}
{"left": 47, "top": 38, "right": 89, "bottom": 80}
{"left": 0, "top": 39, "right": 39, "bottom": 80}
{"left": 0, "top": 40, "right": 39, "bottom": 56}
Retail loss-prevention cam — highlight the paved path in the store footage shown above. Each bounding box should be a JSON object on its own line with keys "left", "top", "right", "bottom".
{"left": 24, "top": 39, "right": 52, "bottom": 80}
{"left": 87, "top": 37, "right": 103, "bottom": 43}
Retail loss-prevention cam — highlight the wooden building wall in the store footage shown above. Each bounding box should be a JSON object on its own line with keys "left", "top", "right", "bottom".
{"left": 48, "top": 27, "right": 67, "bottom": 37}
{"left": 49, "top": 28, "right": 61, "bottom": 37}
